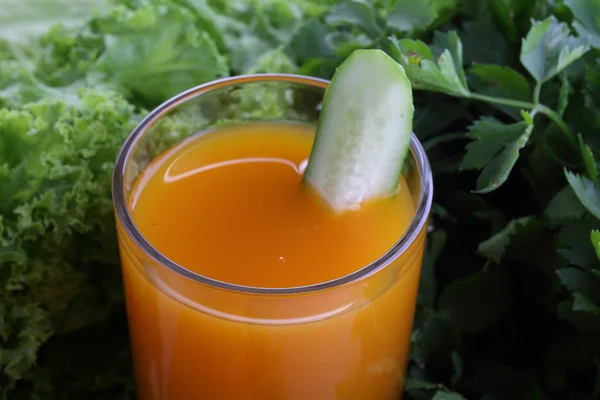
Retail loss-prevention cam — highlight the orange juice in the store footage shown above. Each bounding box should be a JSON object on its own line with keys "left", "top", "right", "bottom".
{"left": 117, "top": 122, "right": 426, "bottom": 399}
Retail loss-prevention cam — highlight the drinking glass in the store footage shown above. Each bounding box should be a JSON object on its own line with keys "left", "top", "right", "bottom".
{"left": 112, "top": 74, "right": 433, "bottom": 400}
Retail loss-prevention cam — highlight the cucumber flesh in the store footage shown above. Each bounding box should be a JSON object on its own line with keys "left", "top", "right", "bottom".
{"left": 303, "top": 49, "right": 414, "bottom": 212}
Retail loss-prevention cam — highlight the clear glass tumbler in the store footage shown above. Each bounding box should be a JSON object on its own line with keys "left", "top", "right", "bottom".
{"left": 112, "top": 74, "right": 433, "bottom": 400}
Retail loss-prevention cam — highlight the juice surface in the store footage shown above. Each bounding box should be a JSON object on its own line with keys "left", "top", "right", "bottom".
{"left": 119, "top": 122, "right": 425, "bottom": 400}
{"left": 130, "top": 122, "right": 415, "bottom": 287}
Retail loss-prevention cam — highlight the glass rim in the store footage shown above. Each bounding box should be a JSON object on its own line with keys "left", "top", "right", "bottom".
{"left": 112, "top": 73, "right": 434, "bottom": 295}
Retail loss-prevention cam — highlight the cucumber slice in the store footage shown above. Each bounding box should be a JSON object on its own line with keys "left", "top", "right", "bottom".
{"left": 303, "top": 49, "right": 414, "bottom": 212}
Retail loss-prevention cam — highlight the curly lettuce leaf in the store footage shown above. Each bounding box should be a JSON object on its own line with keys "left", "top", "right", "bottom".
{"left": 0, "top": 88, "right": 139, "bottom": 395}
{"left": 0, "top": 0, "right": 108, "bottom": 42}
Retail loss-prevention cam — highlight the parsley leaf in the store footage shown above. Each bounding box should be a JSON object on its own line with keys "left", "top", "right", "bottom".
{"left": 592, "top": 230, "right": 600, "bottom": 260}
{"left": 387, "top": 0, "right": 438, "bottom": 33}
{"left": 86, "top": 1, "right": 231, "bottom": 107}
{"left": 461, "top": 113, "right": 534, "bottom": 193}
{"left": 405, "top": 379, "right": 443, "bottom": 391}
{"left": 565, "top": 169, "right": 600, "bottom": 220}
{"left": 469, "top": 64, "right": 531, "bottom": 120}
{"left": 487, "top": 0, "right": 521, "bottom": 42}
{"left": 389, "top": 31, "right": 469, "bottom": 96}
{"left": 413, "top": 93, "right": 468, "bottom": 139}
{"left": 410, "top": 311, "right": 463, "bottom": 367}
{"left": 289, "top": 20, "right": 334, "bottom": 62}
{"left": 432, "top": 391, "right": 468, "bottom": 400}
{"left": 565, "top": 0, "right": 600, "bottom": 49}
{"left": 557, "top": 268, "right": 600, "bottom": 304}
{"left": 419, "top": 230, "right": 446, "bottom": 308}
{"left": 478, "top": 217, "right": 534, "bottom": 264}
{"left": 520, "top": 16, "right": 590, "bottom": 83}
{"left": 578, "top": 134, "right": 599, "bottom": 183}
{"left": 573, "top": 292, "right": 600, "bottom": 314}
{"left": 431, "top": 31, "right": 468, "bottom": 87}
{"left": 327, "top": 30, "right": 374, "bottom": 57}
{"left": 558, "top": 72, "right": 571, "bottom": 116}
{"left": 558, "top": 217, "right": 600, "bottom": 269}
{"left": 101, "top": 26, "right": 228, "bottom": 106}
{"left": 438, "top": 266, "right": 509, "bottom": 334}
{"left": 459, "top": 20, "right": 511, "bottom": 66}
{"left": 546, "top": 186, "right": 587, "bottom": 220}
{"left": 557, "top": 297, "right": 600, "bottom": 333}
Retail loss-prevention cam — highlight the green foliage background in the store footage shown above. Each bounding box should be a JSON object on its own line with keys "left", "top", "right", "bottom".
{"left": 1, "top": 0, "right": 600, "bottom": 398}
